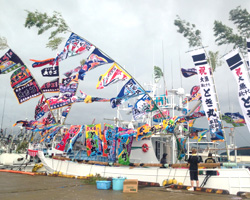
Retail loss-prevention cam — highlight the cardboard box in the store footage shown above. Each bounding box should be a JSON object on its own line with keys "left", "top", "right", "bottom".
{"left": 123, "top": 179, "right": 138, "bottom": 193}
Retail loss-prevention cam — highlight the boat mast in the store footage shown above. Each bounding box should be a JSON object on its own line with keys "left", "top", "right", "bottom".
{"left": 0, "top": 88, "right": 7, "bottom": 134}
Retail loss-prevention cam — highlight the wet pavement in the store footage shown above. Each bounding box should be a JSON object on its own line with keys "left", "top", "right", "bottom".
{"left": 0, "top": 172, "right": 240, "bottom": 200}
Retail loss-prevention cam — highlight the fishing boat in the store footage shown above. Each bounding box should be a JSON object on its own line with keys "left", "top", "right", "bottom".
{"left": 33, "top": 85, "right": 250, "bottom": 195}
{"left": 2, "top": 32, "right": 250, "bottom": 195}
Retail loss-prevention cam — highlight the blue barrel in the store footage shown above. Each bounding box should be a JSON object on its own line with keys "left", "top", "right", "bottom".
{"left": 112, "top": 177, "right": 126, "bottom": 190}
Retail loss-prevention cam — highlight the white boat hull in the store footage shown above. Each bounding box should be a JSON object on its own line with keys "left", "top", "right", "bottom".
{"left": 38, "top": 151, "right": 250, "bottom": 195}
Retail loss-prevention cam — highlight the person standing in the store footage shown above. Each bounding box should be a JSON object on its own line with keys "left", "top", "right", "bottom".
{"left": 205, "top": 152, "right": 216, "bottom": 175}
{"left": 160, "top": 153, "right": 168, "bottom": 167}
{"left": 200, "top": 152, "right": 216, "bottom": 187}
{"left": 187, "top": 148, "right": 201, "bottom": 191}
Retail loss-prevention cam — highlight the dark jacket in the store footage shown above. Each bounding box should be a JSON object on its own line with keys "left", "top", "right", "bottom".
{"left": 160, "top": 153, "right": 167, "bottom": 164}
{"left": 188, "top": 155, "right": 201, "bottom": 171}
{"left": 205, "top": 157, "right": 216, "bottom": 164}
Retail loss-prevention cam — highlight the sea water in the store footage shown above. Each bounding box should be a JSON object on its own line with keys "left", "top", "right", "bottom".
{"left": 0, "top": 172, "right": 239, "bottom": 200}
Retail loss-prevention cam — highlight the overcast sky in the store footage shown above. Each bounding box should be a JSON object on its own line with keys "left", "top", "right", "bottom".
{"left": 1, "top": 0, "right": 250, "bottom": 147}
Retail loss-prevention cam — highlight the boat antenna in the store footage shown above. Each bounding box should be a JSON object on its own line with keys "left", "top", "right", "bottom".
{"left": 228, "top": 82, "right": 231, "bottom": 111}
{"left": 0, "top": 87, "right": 7, "bottom": 133}
{"left": 162, "top": 40, "right": 166, "bottom": 95}
{"left": 171, "top": 60, "right": 173, "bottom": 89}
{"left": 179, "top": 50, "right": 183, "bottom": 88}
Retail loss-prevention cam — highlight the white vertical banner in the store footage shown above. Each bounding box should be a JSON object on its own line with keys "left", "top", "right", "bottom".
{"left": 247, "top": 38, "right": 250, "bottom": 69}
{"left": 224, "top": 49, "right": 250, "bottom": 133}
{"left": 190, "top": 49, "right": 224, "bottom": 141}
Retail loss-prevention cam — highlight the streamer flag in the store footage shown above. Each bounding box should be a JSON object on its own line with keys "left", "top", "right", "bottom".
{"left": 55, "top": 128, "right": 72, "bottom": 151}
{"left": 30, "top": 58, "right": 55, "bottom": 68}
{"left": 110, "top": 78, "right": 145, "bottom": 108}
{"left": 189, "top": 127, "right": 208, "bottom": 139}
{"left": 0, "top": 49, "right": 24, "bottom": 74}
{"left": 224, "top": 49, "right": 250, "bottom": 132}
{"left": 41, "top": 78, "right": 59, "bottom": 93}
{"left": 44, "top": 126, "right": 62, "bottom": 143}
{"left": 136, "top": 124, "right": 162, "bottom": 141}
{"left": 86, "top": 124, "right": 102, "bottom": 156}
{"left": 60, "top": 82, "right": 78, "bottom": 94}
{"left": 62, "top": 106, "right": 71, "bottom": 118}
{"left": 47, "top": 95, "right": 78, "bottom": 110}
{"left": 132, "top": 94, "right": 157, "bottom": 120}
{"left": 41, "top": 66, "right": 59, "bottom": 77}
{"left": 153, "top": 110, "right": 170, "bottom": 122}
{"left": 96, "top": 63, "right": 131, "bottom": 89}
{"left": 103, "top": 124, "right": 116, "bottom": 161}
{"left": 190, "top": 49, "right": 224, "bottom": 141}
{"left": 78, "top": 91, "right": 110, "bottom": 103}
{"left": 64, "top": 66, "right": 82, "bottom": 78}
{"left": 222, "top": 112, "right": 245, "bottom": 127}
{"left": 56, "top": 32, "right": 94, "bottom": 62}
{"left": 190, "top": 85, "right": 200, "bottom": 96}
{"left": 78, "top": 48, "right": 114, "bottom": 80}
{"left": 117, "top": 133, "right": 133, "bottom": 165}
{"left": 66, "top": 125, "right": 84, "bottom": 153}
{"left": 181, "top": 68, "right": 197, "bottom": 78}
{"left": 35, "top": 96, "right": 49, "bottom": 120}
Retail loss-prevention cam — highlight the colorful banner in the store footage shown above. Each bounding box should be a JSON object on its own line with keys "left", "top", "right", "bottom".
{"left": 56, "top": 32, "right": 94, "bottom": 62}
{"left": 183, "top": 93, "right": 201, "bottom": 105}
{"left": 41, "top": 112, "right": 56, "bottom": 126}
{"left": 190, "top": 85, "right": 200, "bottom": 96}
{"left": 224, "top": 49, "right": 250, "bottom": 132}
{"left": 64, "top": 66, "right": 82, "bottom": 77}
{"left": 30, "top": 58, "right": 55, "bottom": 68}
{"left": 177, "top": 138, "right": 186, "bottom": 159}
{"left": 96, "top": 63, "right": 131, "bottom": 89}
{"left": 61, "top": 74, "right": 79, "bottom": 86}
{"left": 103, "top": 124, "right": 116, "bottom": 160}
{"left": 41, "top": 66, "right": 59, "bottom": 77}
{"left": 110, "top": 78, "right": 145, "bottom": 108}
{"left": 181, "top": 67, "right": 197, "bottom": 78}
{"left": 136, "top": 124, "right": 159, "bottom": 141}
{"left": 189, "top": 127, "right": 208, "bottom": 139}
{"left": 44, "top": 126, "right": 62, "bottom": 143}
{"left": 117, "top": 133, "right": 133, "bottom": 165}
{"left": 0, "top": 49, "right": 24, "bottom": 74}
{"left": 60, "top": 83, "right": 78, "bottom": 94}
{"left": 191, "top": 49, "right": 224, "bottom": 141}
{"left": 86, "top": 124, "right": 102, "bottom": 156}
{"left": 178, "top": 111, "right": 206, "bottom": 122}
{"left": 78, "top": 48, "right": 114, "bottom": 80}
{"left": 132, "top": 94, "right": 157, "bottom": 120}
{"left": 222, "top": 112, "right": 245, "bottom": 127}
{"left": 153, "top": 110, "right": 170, "bottom": 122}
{"left": 62, "top": 106, "right": 71, "bottom": 118}
{"left": 66, "top": 125, "right": 84, "bottom": 153}
{"left": 55, "top": 129, "right": 70, "bottom": 151}
{"left": 35, "top": 96, "right": 49, "bottom": 120}
{"left": 10, "top": 65, "right": 32, "bottom": 88}
{"left": 13, "top": 79, "right": 42, "bottom": 104}
{"left": 41, "top": 78, "right": 59, "bottom": 93}
{"left": 47, "top": 95, "right": 78, "bottom": 110}
{"left": 155, "top": 95, "right": 168, "bottom": 107}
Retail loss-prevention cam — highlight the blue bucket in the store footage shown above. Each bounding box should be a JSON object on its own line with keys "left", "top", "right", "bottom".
{"left": 96, "top": 181, "right": 111, "bottom": 190}
{"left": 112, "top": 177, "right": 126, "bottom": 191}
